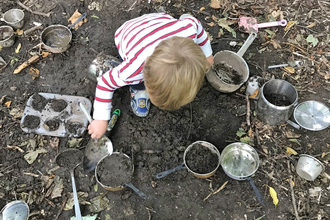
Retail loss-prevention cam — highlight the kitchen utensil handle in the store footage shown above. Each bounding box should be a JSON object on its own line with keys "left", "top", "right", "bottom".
{"left": 125, "top": 182, "right": 147, "bottom": 200}
{"left": 70, "top": 170, "right": 83, "bottom": 220}
{"left": 237, "top": 32, "right": 257, "bottom": 57}
{"left": 247, "top": 177, "right": 264, "bottom": 205}
{"left": 155, "top": 163, "right": 186, "bottom": 179}
{"left": 79, "top": 102, "right": 92, "bottom": 123}
{"left": 257, "top": 19, "right": 287, "bottom": 28}
{"left": 287, "top": 120, "right": 301, "bottom": 129}
{"left": 69, "top": 12, "right": 87, "bottom": 29}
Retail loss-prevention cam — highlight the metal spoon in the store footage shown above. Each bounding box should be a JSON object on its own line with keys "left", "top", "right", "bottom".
{"left": 55, "top": 149, "right": 84, "bottom": 220}
{"left": 0, "top": 200, "right": 29, "bottom": 220}
{"left": 79, "top": 102, "right": 113, "bottom": 171}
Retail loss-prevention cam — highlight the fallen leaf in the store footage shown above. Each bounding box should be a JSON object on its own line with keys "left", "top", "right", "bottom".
{"left": 24, "top": 148, "right": 48, "bottom": 164}
{"left": 86, "top": 195, "right": 110, "bottom": 213}
{"left": 248, "top": 127, "right": 253, "bottom": 137}
{"left": 271, "top": 10, "right": 284, "bottom": 20}
{"left": 286, "top": 147, "right": 298, "bottom": 156}
{"left": 42, "top": 51, "right": 51, "bottom": 58}
{"left": 94, "top": 184, "right": 98, "bottom": 192}
{"left": 4, "top": 100, "right": 11, "bottom": 107}
{"left": 207, "top": 22, "right": 215, "bottom": 27}
{"left": 16, "top": 29, "right": 24, "bottom": 36}
{"left": 200, "top": 7, "right": 205, "bottom": 11}
{"left": 289, "top": 139, "right": 301, "bottom": 146}
{"left": 29, "top": 67, "right": 40, "bottom": 80}
{"left": 68, "top": 10, "right": 87, "bottom": 30}
{"left": 210, "top": 0, "right": 221, "bottom": 9}
{"left": 0, "top": 45, "right": 2, "bottom": 51}
{"left": 15, "top": 43, "right": 22, "bottom": 54}
{"left": 261, "top": 145, "right": 268, "bottom": 154}
{"left": 284, "top": 21, "right": 297, "bottom": 32}
{"left": 306, "top": 22, "right": 316, "bottom": 29}
{"left": 51, "top": 176, "right": 64, "bottom": 199}
{"left": 269, "top": 186, "right": 279, "bottom": 207}
{"left": 65, "top": 192, "right": 90, "bottom": 210}
{"left": 284, "top": 66, "right": 295, "bottom": 74}
{"left": 236, "top": 128, "right": 246, "bottom": 137}
{"left": 49, "top": 137, "right": 60, "bottom": 149}
{"left": 91, "top": 15, "right": 99, "bottom": 19}
{"left": 240, "top": 136, "right": 251, "bottom": 144}
{"left": 218, "top": 18, "right": 236, "bottom": 38}
{"left": 286, "top": 179, "right": 295, "bottom": 187}
{"left": 306, "top": 34, "right": 319, "bottom": 47}
{"left": 9, "top": 108, "right": 23, "bottom": 119}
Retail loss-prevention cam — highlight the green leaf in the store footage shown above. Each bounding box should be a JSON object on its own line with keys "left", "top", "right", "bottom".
{"left": 217, "top": 18, "right": 236, "bottom": 38}
{"left": 306, "top": 34, "right": 319, "bottom": 47}
{"left": 236, "top": 128, "right": 246, "bottom": 137}
{"left": 94, "top": 184, "right": 98, "bottom": 192}
{"left": 265, "top": 29, "right": 276, "bottom": 38}
{"left": 240, "top": 136, "right": 251, "bottom": 144}
{"left": 91, "top": 15, "right": 99, "bottom": 19}
{"left": 289, "top": 138, "right": 301, "bottom": 146}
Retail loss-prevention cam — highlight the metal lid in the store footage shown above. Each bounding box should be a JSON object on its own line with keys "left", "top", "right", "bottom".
{"left": 294, "top": 101, "right": 330, "bottom": 131}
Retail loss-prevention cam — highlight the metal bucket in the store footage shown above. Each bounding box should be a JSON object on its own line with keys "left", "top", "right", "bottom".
{"left": 257, "top": 79, "right": 298, "bottom": 125}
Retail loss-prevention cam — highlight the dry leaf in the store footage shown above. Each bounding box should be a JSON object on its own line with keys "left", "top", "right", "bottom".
{"left": 15, "top": 43, "right": 22, "bottom": 53}
{"left": 249, "top": 87, "right": 259, "bottom": 99}
{"left": 284, "top": 21, "right": 297, "bottom": 32}
{"left": 286, "top": 179, "right": 295, "bottom": 187}
{"left": 306, "top": 22, "right": 316, "bottom": 28}
{"left": 269, "top": 186, "right": 279, "bottom": 207}
{"left": 271, "top": 10, "right": 284, "bottom": 20}
{"left": 29, "top": 67, "right": 40, "bottom": 80}
{"left": 269, "top": 40, "right": 281, "bottom": 49}
{"left": 200, "top": 7, "right": 205, "bottom": 11}
{"left": 4, "top": 100, "right": 12, "bottom": 107}
{"left": 42, "top": 51, "right": 51, "bottom": 58}
{"left": 68, "top": 10, "right": 87, "bottom": 30}
{"left": 289, "top": 139, "right": 301, "bottom": 146}
{"left": 210, "top": 0, "right": 221, "bottom": 9}
{"left": 286, "top": 147, "right": 298, "bottom": 156}
{"left": 16, "top": 29, "right": 24, "bottom": 36}
{"left": 248, "top": 127, "right": 253, "bottom": 137}
{"left": 207, "top": 22, "right": 215, "bottom": 27}
{"left": 284, "top": 66, "right": 295, "bottom": 74}
{"left": 211, "top": 15, "right": 218, "bottom": 22}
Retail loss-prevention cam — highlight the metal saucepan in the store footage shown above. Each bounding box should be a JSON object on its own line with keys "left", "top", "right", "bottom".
{"left": 206, "top": 32, "right": 257, "bottom": 93}
{"left": 95, "top": 152, "right": 147, "bottom": 200}
{"left": 155, "top": 141, "right": 221, "bottom": 179}
{"left": 0, "top": 200, "right": 29, "bottom": 220}
{"left": 40, "top": 12, "right": 87, "bottom": 53}
{"left": 1, "top": 9, "right": 25, "bottom": 29}
{"left": 0, "top": 25, "right": 15, "bottom": 48}
{"left": 220, "top": 142, "right": 264, "bottom": 204}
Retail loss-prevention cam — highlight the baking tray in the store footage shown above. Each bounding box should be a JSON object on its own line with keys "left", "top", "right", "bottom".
{"left": 20, "top": 93, "right": 92, "bottom": 137}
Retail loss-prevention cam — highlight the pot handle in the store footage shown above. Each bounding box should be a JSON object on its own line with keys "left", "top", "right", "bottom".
{"left": 247, "top": 177, "right": 264, "bottom": 205}
{"left": 237, "top": 32, "right": 257, "bottom": 57}
{"left": 287, "top": 120, "right": 301, "bottom": 129}
{"left": 125, "top": 182, "right": 147, "bottom": 200}
{"left": 155, "top": 163, "right": 186, "bottom": 179}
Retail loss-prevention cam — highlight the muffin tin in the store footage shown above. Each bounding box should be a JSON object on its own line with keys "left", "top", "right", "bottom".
{"left": 20, "top": 93, "right": 92, "bottom": 137}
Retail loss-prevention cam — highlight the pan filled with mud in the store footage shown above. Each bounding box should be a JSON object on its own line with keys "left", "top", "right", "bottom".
{"left": 155, "top": 141, "right": 221, "bottom": 179}
{"left": 20, "top": 93, "right": 91, "bottom": 137}
{"left": 95, "top": 152, "right": 147, "bottom": 200}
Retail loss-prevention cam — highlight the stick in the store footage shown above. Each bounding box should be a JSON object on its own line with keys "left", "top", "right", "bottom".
{"left": 17, "top": 1, "right": 52, "bottom": 17}
{"left": 24, "top": 25, "right": 43, "bottom": 35}
{"left": 287, "top": 161, "right": 300, "bottom": 220}
{"left": 13, "top": 54, "right": 40, "bottom": 74}
{"left": 203, "top": 181, "right": 228, "bottom": 201}
{"left": 246, "top": 94, "right": 251, "bottom": 126}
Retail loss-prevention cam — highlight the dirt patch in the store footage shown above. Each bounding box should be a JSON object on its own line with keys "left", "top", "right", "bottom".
{"left": 66, "top": 121, "right": 83, "bottom": 135}
{"left": 185, "top": 143, "right": 219, "bottom": 174}
{"left": 50, "top": 99, "right": 68, "bottom": 112}
{"left": 56, "top": 150, "right": 82, "bottom": 169}
{"left": 31, "top": 94, "right": 49, "bottom": 112}
{"left": 44, "top": 118, "right": 61, "bottom": 131}
{"left": 96, "top": 153, "right": 132, "bottom": 187}
{"left": 213, "top": 62, "right": 243, "bottom": 84}
{"left": 22, "top": 115, "right": 40, "bottom": 129}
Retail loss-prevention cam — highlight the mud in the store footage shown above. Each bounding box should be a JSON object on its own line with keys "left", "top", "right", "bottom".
{"left": 22, "top": 115, "right": 40, "bottom": 129}
{"left": 56, "top": 150, "right": 83, "bottom": 169}
{"left": 44, "top": 118, "right": 61, "bottom": 131}
{"left": 96, "top": 153, "right": 133, "bottom": 187}
{"left": 213, "top": 62, "right": 243, "bottom": 84}
{"left": 265, "top": 93, "right": 292, "bottom": 106}
{"left": 66, "top": 121, "right": 83, "bottom": 135}
{"left": 50, "top": 99, "right": 68, "bottom": 112}
{"left": 185, "top": 143, "right": 219, "bottom": 174}
{"left": 31, "top": 94, "right": 49, "bottom": 112}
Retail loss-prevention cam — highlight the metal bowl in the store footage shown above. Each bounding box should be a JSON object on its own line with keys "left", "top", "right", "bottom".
{"left": 220, "top": 142, "right": 259, "bottom": 180}
{"left": 293, "top": 100, "right": 330, "bottom": 131}
{"left": 0, "top": 25, "right": 15, "bottom": 48}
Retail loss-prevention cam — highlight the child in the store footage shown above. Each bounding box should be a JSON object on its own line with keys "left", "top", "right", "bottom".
{"left": 88, "top": 13, "right": 214, "bottom": 139}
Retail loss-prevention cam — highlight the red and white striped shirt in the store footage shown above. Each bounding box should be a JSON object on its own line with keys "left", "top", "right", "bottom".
{"left": 93, "top": 13, "right": 212, "bottom": 120}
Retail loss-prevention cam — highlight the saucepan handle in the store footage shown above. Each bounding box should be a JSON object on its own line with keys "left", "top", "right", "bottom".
{"left": 155, "top": 163, "right": 186, "bottom": 179}
{"left": 125, "top": 182, "right": 147, "bottom": 200}
{"left": 247, "top": 177, "right": 264, "bottom": 205}
{"left": 287, "top": 120, "right": 301, "bottom": 129}
{"left": 237, "top": 32, "right": 257, "bottom": 57}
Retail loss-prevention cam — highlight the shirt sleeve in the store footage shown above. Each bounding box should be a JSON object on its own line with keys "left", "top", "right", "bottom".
{"left": 181, "top": 16, "right": 213, "bottom": 57}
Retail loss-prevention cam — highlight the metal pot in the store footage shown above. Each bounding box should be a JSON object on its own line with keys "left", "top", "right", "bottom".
{"left": 257, "top": 79, "right": 298, "bottom": 126}
{"left": 95, "top": 152, "right": 147, "bottom": 200}
{"left": 296, "top": 154, "right": 325, "bottom": 181}
{"left": 220, "top": 142, "right": 264, "bottom": 204}
{"left": 1, "top": 9, "right": 25, "bottom": 29}
{"left": 155, "top": 141, "right": 221, "bottom": 179}
{"left": 206, "top": 32, "right": 257, "bottom": 93}
{"left": 0, "top": 25, "right": 15, "bottom": 48}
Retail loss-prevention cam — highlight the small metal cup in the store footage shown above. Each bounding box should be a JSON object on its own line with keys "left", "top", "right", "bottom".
{"left": 0, "top": 25, "right": 15, "bottom": 48}
{"left": 2, "top": 9, "right": 25, "bottom": 29}
{"left": 296, "top": 154, "right": 324, "bottom": 181}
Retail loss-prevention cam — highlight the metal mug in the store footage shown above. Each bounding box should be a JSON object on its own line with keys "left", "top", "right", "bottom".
{"left": 257, "top": 79, "right": 298, "bottom": 125}
{"left": 1, "top": 9, "right": 25, "bottom": 29}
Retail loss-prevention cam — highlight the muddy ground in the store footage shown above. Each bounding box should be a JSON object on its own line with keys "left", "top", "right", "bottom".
{"left": 0, "top": 0, "right": 330, "bottom": 219}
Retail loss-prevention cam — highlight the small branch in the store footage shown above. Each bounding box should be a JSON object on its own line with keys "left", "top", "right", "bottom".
{"left": 246, "top": 94, "right": 251, "bottom": 126}
{"left": 287, "top": 160, "right": 300, "bottom": 220}
{"left": 24, "top": 25, "right": 43, "bottom": 35}
{"left": 203, "top": 181, "right": 228, "bottom": 201}
{"left": 17, "top": 1, "right": 52, "bottom": 17}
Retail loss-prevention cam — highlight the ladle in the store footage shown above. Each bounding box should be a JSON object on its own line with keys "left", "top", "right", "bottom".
{"left": 55, "top": 149, "right": 84, "bottom": 220}
{"left": 0, "top": 200, "right": 29, "bottom": 220}
{"left": 79, "top": 102, "right": 113, "bottom": 171}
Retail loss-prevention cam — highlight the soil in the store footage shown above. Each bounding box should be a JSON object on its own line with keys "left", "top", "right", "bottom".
{"left": 50, "top": 99, "right": 68, "bottom": 112}
{"left": 96, "top": 153, "right": 133, "bottom": 187}
{"left": 56, "top": 149, "right": 83, "bottom": 169}
{"left": 214, "top": 62, "right": 243, "bottom": 85}
{"left": 44, "top": 118, "right": 61, "bottom": 131}
{"left": 31, "top": 93, "right": 49, "bottom": 112}
{"left": 66, "top": 121, "right": 83, "bottom": 135}
{"left": 265, "top": 93, "right": 292, "bottom": 106}
{"left": 1, "top": 0, "right": 330, "bottom": 220}
{"left": 22, "top": 115, "right": 40, "bottom": 129}
{"left": 185, "top": 143, "right": 219, "bottom": 174}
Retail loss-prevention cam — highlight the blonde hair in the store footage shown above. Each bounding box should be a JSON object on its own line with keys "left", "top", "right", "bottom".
{"left": 143, "top": 37, "right": 208, "bottom": 110}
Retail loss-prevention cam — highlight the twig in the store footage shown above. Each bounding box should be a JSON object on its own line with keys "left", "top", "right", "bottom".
{"left": 287, "top": 160, "right": 300, "bottom": 220}
{"left": 125, "top": 0, "right": 137, "bottom": 12}
{"left": 17, "top": 1, "right": 52, "bottom": 17}
{"left": 203, "top": 181, "right": 228, "bottom": 201}
{"left": 55, "top": 196, "right": 67, "bottom": 220}
{"left": 246, "top": 94, "right": 251, "bottom": 126}
{"left": 24, "top": 25, "right": 43, "bottom": 35}
{"left": 146, "top": 207, "right": 156, "bottom": 220}
{"left": 186, "top": 103, "right": 193, "bottom": 141}
{"left": 0, "top": 60, "right": 10, "bottom": 73}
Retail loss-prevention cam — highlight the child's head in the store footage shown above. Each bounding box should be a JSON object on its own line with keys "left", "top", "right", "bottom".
{"left": 143, "top": 36, "right": 209, "bottom": 110}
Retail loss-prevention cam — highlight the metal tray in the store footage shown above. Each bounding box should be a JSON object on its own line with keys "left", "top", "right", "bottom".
{"left": 20, "top": 93, "right": 92, "bottom": 137}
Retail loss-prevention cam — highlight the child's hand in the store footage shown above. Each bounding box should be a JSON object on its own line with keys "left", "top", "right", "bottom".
{"left": 88, "top": 120, "right": 108, "bottom": 139}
